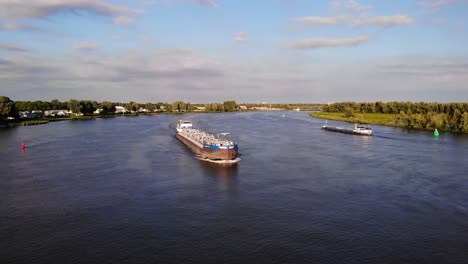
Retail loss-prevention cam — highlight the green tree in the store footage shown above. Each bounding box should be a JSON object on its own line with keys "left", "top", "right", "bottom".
{"left": 172, "top": 101, "right": 186, "bottom": 112}
{"left": 462, "top": 112, "right": 468, "bottom": 133}
{"left": 223, "top": 101, "right": 237, "bottom": 112}
{"left": 343, "top": 107, "right": 354, "bottom": 118}
{"left": 0, "top": 96, "right": 17, "bottom": 120}
{"left": 50, "top": 99, "right": 61, "bottom": 109}
{"left": 69, "top": 99, "right": 80, "bottom": 114}
{"left": 100, "top": 101, "right": 116, "bottom": 114}
{"left": 79, "top": 100, "right": 97, "bottom": 115}
{"left": 145, "top": 103, "right": 156, "bottom": 112}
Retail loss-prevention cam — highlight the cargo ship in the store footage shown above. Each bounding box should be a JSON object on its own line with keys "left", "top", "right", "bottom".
{"left": 176, "top": 120, "right": 239, "bottom": 161}
{"left": 322, "top": 123, "right": 373, "bottom": 136}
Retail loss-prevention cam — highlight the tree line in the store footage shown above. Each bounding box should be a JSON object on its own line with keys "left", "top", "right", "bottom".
{"left": 323, "top": 101, "right": 468, "bottom": 133}
{"left": 0, "top": 96, "right": 242, "bottom": 122}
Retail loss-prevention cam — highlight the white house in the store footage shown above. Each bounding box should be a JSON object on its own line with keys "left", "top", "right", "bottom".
{"left": 44, "top": 110, "right": 70, "bottom": 117}
{"left": 19, "top": 110, "right": 44, "bottom": 119}
{"left": 115, "top": 106, "right": 128, "bottom": 114}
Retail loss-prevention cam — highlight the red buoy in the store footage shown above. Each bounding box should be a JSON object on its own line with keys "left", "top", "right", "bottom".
{"left": 21, "top": 142, "right": 26, "bottom": 149}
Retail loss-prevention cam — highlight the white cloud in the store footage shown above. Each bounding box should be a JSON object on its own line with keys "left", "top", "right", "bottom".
{"left": 152, "top": 0, "right": 218, "bottom": 7}
{"left": 140, "top": 35, "right": 154, "bottom": 42}
{"left": 233, "top": 32, "right": 248, "bottom": 43}
{"left": 0, "top": 0, "right": 143, "bottom": 20}
{"left": 0, "top": 49, "right": 226, "bottom": 101}
{"left": 0, "top": 22, "right": 38, "bottom": 31}
{"left": 330, "top": 1, "right": 342, "bottom": 10}
{"left": 419, "top": 0, "right": 468, "bottom": 10}
{"left": 194, "top": 0, "right": 218, "bottom": 7}
{"left": 113, "top": 15, "right": 134, "bottom": 26}
{"left": 0, "top": 43, "right": 30, "bottom": 52}
{"left": 287, "top": 36, "right": 372, "bottom": 50}
{"left": 352, "top": 15, "right": 413, "bottom": 27}
{"left": 72, "top": 42, "right": 98, "bottom": 51}
{"left": 345, "top": 0, "right": 372, "bottom": 12}
{"left": 1, "top": 51, "right": 467, "bottom": 102}
{"left": 293, "top": 14, "right": 353, "bottom": 26}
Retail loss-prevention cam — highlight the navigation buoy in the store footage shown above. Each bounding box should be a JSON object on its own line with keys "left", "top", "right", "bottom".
{"left": 434, "top": 129, "right": 439, "bottom": 137}
{"left": 21, "top": 142, "right": 26, "bottom": 149}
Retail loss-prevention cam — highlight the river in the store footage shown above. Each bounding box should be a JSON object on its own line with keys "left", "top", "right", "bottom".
{"left": 1, "top": 111, "right": 467, "bottom": 264}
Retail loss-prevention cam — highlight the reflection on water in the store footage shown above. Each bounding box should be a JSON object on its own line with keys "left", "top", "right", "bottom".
{"left": 352, "top": 134, "right": 373, "bottom": 143}
{"left": 200, "top": 161, "right": 239, "bottom": 194}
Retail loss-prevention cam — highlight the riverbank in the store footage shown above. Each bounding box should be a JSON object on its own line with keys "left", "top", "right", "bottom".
{"left": 0, "top": 110, "right": 268, "bottom": 128}
{"left": 310, "top": 112, "right": 399, "bottom": 126}
{"left": 2, "top": 114, "right": 140, "bottom": 128}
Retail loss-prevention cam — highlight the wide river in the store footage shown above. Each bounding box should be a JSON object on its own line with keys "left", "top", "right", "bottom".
{"left": 1, "top": 111, "right": 467, "bottom": 264}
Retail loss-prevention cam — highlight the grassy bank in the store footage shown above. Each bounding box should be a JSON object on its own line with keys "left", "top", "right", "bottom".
{"left": 310, "top": 112, "right": 399, "bottom": 126}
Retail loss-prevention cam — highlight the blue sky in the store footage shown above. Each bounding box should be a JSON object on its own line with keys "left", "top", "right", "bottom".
{"left": 1, "top": 0, "right": 467, "bottom": 103}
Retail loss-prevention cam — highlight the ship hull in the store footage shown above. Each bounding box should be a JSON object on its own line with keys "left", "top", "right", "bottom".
{"left": 322, "top": 125, "right": 372, "bottom": 136}
{"left": 176, "top": 133, "right": 238, "bottom": 160}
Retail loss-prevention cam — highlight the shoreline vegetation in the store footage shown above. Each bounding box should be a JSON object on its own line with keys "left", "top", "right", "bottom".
{"left": 312, "top": 102, "right": 468, "bottom": 134}
{"left": 311, "top": 112, "right": 399, "bottom": 126}
{"left": 0, "top": 96, "right": 323, "bottom": 128}
{"left": 2, "top": 96, "right": 467, "bottom": 134}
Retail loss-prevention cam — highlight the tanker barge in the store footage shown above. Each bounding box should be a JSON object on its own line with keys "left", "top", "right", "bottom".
{"left": 322, "top": 123, "right": 372, "bottom": 136}
{"left": 176, "top": 120, "right": 239, "bottom": 161}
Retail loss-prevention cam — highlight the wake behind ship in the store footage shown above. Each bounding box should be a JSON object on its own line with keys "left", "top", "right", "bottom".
{"left": 176, "top": 120, "right": 239, "bottom": 161}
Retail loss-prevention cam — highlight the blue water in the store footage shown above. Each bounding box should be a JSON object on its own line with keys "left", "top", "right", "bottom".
{"left": 1, "top": 112, "right": 467, "bottom": 264}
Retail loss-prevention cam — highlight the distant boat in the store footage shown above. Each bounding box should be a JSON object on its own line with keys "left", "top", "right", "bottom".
{"left": 322, "top": 124, "right": 372, "bottom": 136}
{"left": 293, "top": 108, "right": 300, "bottom": 112}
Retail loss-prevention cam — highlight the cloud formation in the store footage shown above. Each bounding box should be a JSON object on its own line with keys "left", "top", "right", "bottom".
{"left": 72, "top": 42, "right": 98, "bottom": 51}
{"left": 153, "top": 0, "right": 218, "bottom": 7}
{"left": 287, "top": 36, "right": 372, "bottom": 50}
{"left": 0, "top": 22, "right": 38, "bottom": 31}
{"left": 1, "top": 50, "right": 467, "bottom": 102}
{"left": 352, "top": 15, "right": 413, "bottom": 27}
{"left": 140, "top": 35, "right": 154, "bottom": 42}
{"left": 0, "top": 43, "right": 30, "bottom": 52}
{"left": 330, "top": 1, "right": 342, "bottom": 10}
{"left": 293, "top": 14, "right": 352, "bottom": 26}
{"left": 419, "top": 0, "right": 467, "bottom": 10}
{"left": 113, "top": 15, "right": 134, "bottom": 26}
{"left": 0, "top": 0, "right": 143, "bottom": 20}
{"left": 193, "top": 0, "right": 218, "bottom": 7}
{"left": 345, "top": 0, "right": 373, "bottom": 12}
{"left": 233, "top": 32, "right": 248, "bottom": 43}
{"left": 0, "top": 49, "right": 226, "bottom": 101}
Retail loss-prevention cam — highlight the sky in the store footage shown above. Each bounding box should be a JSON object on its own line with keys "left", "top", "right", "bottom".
{"left": 0, "top": 0, "right": 467, "bottom": 103}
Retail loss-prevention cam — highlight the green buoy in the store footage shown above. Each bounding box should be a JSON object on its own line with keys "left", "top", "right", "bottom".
{"left": 434, "top": 129, "right": 439, "bottom": 137}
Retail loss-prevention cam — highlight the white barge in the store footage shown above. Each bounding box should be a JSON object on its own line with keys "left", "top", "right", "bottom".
{"left": 322, "top": 124, "right": 372, "bottom": 136}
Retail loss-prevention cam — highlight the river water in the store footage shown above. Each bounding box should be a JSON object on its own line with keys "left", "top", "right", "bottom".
{"left": 1, "top": 111, "right": 467, "bottom": 264}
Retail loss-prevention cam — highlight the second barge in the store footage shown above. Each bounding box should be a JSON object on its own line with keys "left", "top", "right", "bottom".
{"left": 322, "top": 123, "right": 373, "bottom": 136}
{"left": 176, "top": 120, "right": 239, "bottom": 161}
